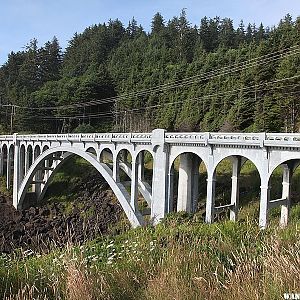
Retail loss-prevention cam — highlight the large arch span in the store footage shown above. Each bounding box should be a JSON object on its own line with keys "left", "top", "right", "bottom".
{"left": 17, "top": 146, "right": 144, "bottom": 228}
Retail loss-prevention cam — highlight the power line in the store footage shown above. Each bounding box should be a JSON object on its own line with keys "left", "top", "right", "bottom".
{"left": 3, "top": 45, "right": 300, "bottom": 112}
{"left": 37, "top": 76, "right": 300, "bottom": 120}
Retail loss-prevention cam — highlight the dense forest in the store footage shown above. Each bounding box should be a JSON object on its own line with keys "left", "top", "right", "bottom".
{"left": 0, "top": 10, "right": 299, "bottom": 134}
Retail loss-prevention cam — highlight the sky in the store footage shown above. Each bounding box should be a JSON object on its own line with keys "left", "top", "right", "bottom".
{"left": 0, "top": 0, "right": 300, "bottom": 65}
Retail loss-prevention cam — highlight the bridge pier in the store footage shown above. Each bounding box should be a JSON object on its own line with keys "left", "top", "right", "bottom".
{"left": 13, "top": 135, "right": 20, "bottom": 207}
{"left": 167, "top": 165, "right": 174, "bottom": 212}
{"left": 259, "top": 182, "right": 270, "bottom": 229}
{"left": 230, "top": 156, "right": 241, "bottom": 221}
{"left": 113, "top": 154, "right": 120, "bottom": 182}
{"left": 130, "top": 156, "right": 139, "bottom": 211}
{"left": 6, "top": 148, "right": 13, "bottom": 190}
{"left": 137, "top": 151, "right": 144, "bottom": 181}
{"left": 151, "top": 129, "right": 169, "bottom": 224}
{"left": 0, "top": 150, "right": 3, "bottom": 177}
{"left": 177, "top": 153, "right": 200, "bottom": 213}
{"left": 280, "top": 164, "right": 292, "bottom": 227}
{"left": 205, "top": 151, "right": 216, "bottom": 223}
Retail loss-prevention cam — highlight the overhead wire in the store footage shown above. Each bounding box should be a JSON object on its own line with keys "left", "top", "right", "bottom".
{"left": 38, "top": 75, "right": 300, "bottom": 120}
{"left": 2, "top": 45, "right": 300, "bottom": 111}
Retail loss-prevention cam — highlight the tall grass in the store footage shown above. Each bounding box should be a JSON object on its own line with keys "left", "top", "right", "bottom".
{"left": 0, "top": 207, "right": 299, "bottom": 300}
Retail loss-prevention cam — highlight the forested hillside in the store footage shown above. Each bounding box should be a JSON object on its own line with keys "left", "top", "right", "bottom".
{"left": 0, "top": 11, "right": 299, "bottom": 134}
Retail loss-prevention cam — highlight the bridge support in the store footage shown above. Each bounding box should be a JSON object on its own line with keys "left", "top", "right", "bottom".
{"left": 130, "top": 156, "right": 139, "bottom": 211}
{"left": 151, "top": 129, "right": 169, "bottom": 224}
{"left": 280, "top": 164, "right": 292, "bottom": 227}
{"left": 0, "top": 150, "right": 3, "bottom": 177}
{"left": 177, "top": 153, "right": 200, "bottom": 213}
{"left": 205, "top": 150, "right": 216, "bottom": 223}
{"left": 230, "top": 156, "right": 241, "bottom": 221}
{"left": 13, "top": 135, "right": 20, "bottom": 207}
{"left": 6, "top": 148, "right": 12, "bottom": 190}
{"left": 259, "top": 182, "right": 270, "bottom": 229}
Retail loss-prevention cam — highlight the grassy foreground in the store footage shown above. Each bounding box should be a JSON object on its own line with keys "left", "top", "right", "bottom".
{"left": 0, "top": 206, "right": 299, "bottom": 300}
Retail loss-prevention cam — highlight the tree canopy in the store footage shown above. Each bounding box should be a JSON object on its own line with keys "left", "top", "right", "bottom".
{"left": 0, "top": 12, "right": 299, "bottom": 134}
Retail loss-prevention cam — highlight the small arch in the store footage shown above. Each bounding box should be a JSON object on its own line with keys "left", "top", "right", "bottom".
{"left": 268, "top": 159, "right": 300, "bottom": 226}
{"left": 169, "top": 152, "right": 207, "bottom": 216}
{"left": 42, "top": 145, "right": 49, "bottom": 152}
{"left": 7, "top": 145, "right": 14, "bottom": 189}
{"left": 34, "top": 145, "right": 41, "bottom": 160}
{"left": 1, "top": 144, "right": 8, "bottom": 178}
{"left": 20, "top": 145, "right": 26, "bottom": 180}
{"left": 86, "top": 147, "right": 97, "bottom": 157}
{"left": 116, "top": 148, "right": 132, "bottom": 189}
{"left": 212, "top": 155, "right": 261, "bottom": 223}
{"left": 100, "top": 148, "right": 113, "bottom": 170}
{"left": 134, "top": 149, "right": 154, "bottom": 220}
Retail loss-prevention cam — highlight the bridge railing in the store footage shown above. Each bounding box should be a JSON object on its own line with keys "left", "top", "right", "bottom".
{"left": 0, "top": 135, "right": 13, "bottom": 141}
{"left": 2, "top": 131, "right": 300, "bottom": 148}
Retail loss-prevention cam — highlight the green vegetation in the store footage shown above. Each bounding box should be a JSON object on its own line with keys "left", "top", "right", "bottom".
{"left": 0, "top": 208, "right": 299, "bottom": 300}
{"left": 0, "top": 12, "right": 299, "bottom": 134}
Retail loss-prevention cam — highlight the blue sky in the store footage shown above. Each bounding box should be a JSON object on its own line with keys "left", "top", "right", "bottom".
{"left": 0, "top": 0, "right": 299, "bottom": 65}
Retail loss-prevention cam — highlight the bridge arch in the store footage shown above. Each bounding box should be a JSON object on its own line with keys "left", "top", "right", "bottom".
{"left": 268, "top": 158, "right": 300, "bottom": 227}
{"left": 213, "top": 152, "right": 263, "bottom": 178}
{"left": 212, "top": 155, "right": 261, "bottom": 222}
{"left": 169, "top": 151, "right": 207, "bottom": 214}
{"left": 0, "top": 144, "right": 8, "bottom": 176}
{"left": 17, "top": 146, "right": 144, "bottom": 227}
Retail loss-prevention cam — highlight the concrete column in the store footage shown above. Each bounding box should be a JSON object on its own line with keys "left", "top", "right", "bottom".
{"left": 19, "top": 148, "right": 25, "bottom": 181}
{"left": 13, "top": 135, "right": 20, "bottom": 208}
{"left": 280, "top": 164, "right": 292, "bottom": 227}
{"left": 25, "top": 149, "right": 30, "bottom": 174}
{"left": 6, "top": 148, "right": 12, "bottom": 190}
{"left": 167, "top": 165, "right": 174, "bottom": 213}
{"left": 0, "top": 150, "right": 3, "bottom": 176}
{"left": 259, "top": 149, "right": 270, "bottom": 229}
{"left": 230, "top": 156, "right": 241, "bottom": 221}
{"left": 205, "top": 173, "right": 216, "bottom": 223}
{"left": 137, "top": 151, "right": 144, "bottom": 181}
{"left": 130, "top": 157, "right": 139, "bottom": 211}
{"left": 112, "top": 154, "right": 120, "bottom": 182}
{"left": 43, "top": 159, "right": 50, "bottom": 183}
{"left": 205, "top": 151, "right": 216, "bottom": 224}
{"left": 192, "top": 156, "right": 200, "bottom": 212}
{"left": 151, "top": 129, "right": 169, "bottom": 224}
{"left": 177, "top": 153, "right": 193, "bottom": 212}
{"left": 259, "top": 182, "right": 270, "bottom": 229}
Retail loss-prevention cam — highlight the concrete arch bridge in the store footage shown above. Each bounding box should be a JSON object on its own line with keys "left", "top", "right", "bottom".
{"left": 0, "top": 129, "right": 299, "bottom": 228}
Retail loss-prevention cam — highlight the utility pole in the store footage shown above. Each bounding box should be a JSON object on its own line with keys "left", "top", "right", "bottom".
{"left": 10, "top": 105, "right": 16, "bottom": 134}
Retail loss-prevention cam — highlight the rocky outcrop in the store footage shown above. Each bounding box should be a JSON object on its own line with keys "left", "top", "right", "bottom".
{"left": 0, "top": 175, "right": 122, "bottom": 253}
